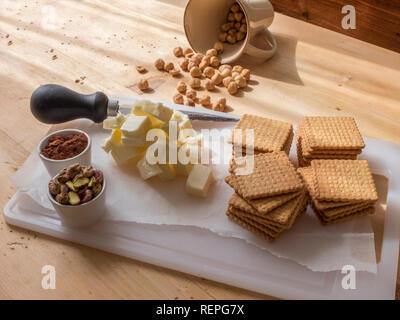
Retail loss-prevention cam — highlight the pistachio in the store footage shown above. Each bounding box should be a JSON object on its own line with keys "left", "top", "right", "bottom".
{"left": 48, "top": 179, "right": 60, "bottom": 196}
{"left": 73, "top": 177, "right": 89, "bottom": 189}
{"left": 68, "top": 191, "right": 80, "bottom": 205}
{"left": 88, "top": 176, "right": 95, "bottom": 188}
{"left": 55, "top": 193, "right": 69, "bottom": 204}
{"left": 92, "top": 183, "right": 102, "bottom": 197}
{"left": 65, "top": 180, "right": 77, "bottom": 192}
{"left": 80, "top": 189, "right": 93, "bottom": 203}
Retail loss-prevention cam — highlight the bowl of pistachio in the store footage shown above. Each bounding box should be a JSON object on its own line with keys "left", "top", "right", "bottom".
{"left": 47, "top": 163, "right": 106, "bottom": 228}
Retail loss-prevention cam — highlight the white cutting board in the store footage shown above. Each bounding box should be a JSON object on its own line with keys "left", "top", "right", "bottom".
{"left": 4, "top": 95, "right": 400, "bottom": 299}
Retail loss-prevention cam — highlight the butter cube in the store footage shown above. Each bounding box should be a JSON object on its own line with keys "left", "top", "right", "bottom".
{"left": 136, "top": 156, "right": 162, "bottom": 180}
{"left": 121, "top": 136, "right": 147, "bottom": 147}
{"left": 111, "top": 144, "right": 143, "bottom": 165}
{"left": 101, "top": 129, "right": 121, "bottom": 153}
{"left": 186, "top": 165, "right": 214, "bottom": 198}
{"left": 170, "top": 110, "right": 192, "bottom": 132}
{"left": 132, "top": 106, "right": 165, "bottom": 129}
{"left": 120, "top": 115, "right": 151, "bottom": 139}
{"left": 103, "top": 114, "right": 126, "bottom": 129}
{"left": 146, "top": 103, "right": 173, "bottom": 122}
{"left": 158, "top": 164, "right": 176, "bottom": 182}
{"left": 101, "top": 137, "right": 113, "bottom": 153}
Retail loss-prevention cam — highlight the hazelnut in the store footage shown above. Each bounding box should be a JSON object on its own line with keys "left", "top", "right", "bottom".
{"left": 232, "top": 65, "right": 243, "bottom": 73}
{"left": 192, "top": 53, "right": 204, "bottom": 65}
{"left": 234, "top": 12, "right": 243, "bottom": 22}
{"left": 214, "top": 41, "right": 224, "bottom": 53}
{"left": 186, "top": 89, "right": 197, "bottom": 100}
{"left": 173, "top": 93, "right": 184, "bottom": 105}
{"left": 185, "top": 52, "right": 195, "bottom": 59}
{"left": 219, "top": 64, "right": 232, "bottom": 72}
{"left": 177, "top": 81, "right": 187, "bottom": 93}
{"left": 164, "top": 62, "right": 174, "bottom": 72}
{"left": 213, "top": 103, "right": 225, "bottom": 112}
{"left": 154, "top": 58, "right": 165, "bottom": 71}
{"left": 221, "top": 68, "right": 231, "bottom": 78}
{"left": 205, "top": 79, "right": 215, "bottom": 91}
{"left": 217, "top": 97, "right": 227, "bottom": 107}
{"left": 231, "top": 4, "right": 240, "bottom": 13}
{"left": 235, "top": 75, "right": 247, "bottom": 88}
{"left": 138, "top": 79, "right": 149, "bottom": 91}
{"left": 221, "top": 23, "right": 233, "bottom": 32}
{"left": 199, "top": 60, "right": 209, "bottom": 71}
{"left": 189, "top": 78, "right": 201, "bottom": 89}
{"left": 227, "top": 12, "right": 235, "bottom": 22}
{"left": 240, "top": 23, "right": 247, "bottom": 33}
{"left": 228, "top": 29, "right": 237, "bottom": 36}
{"left": 204, "top": 66, "right": 215, "bottom": 78}
{"left": 241, "top": 18, "right": 246, "bottom": 24}
{"left": 185, "top": 98, "right": 195, "bottom": 107}
{"left": 211, "top": 72, "right": 223, "bottom": 85}
{"left": 206, "top": 48, "right": 218, "bottom": 57}
{"left": 241, "top": 68, "right": 251, "bottom": 81}
{"left": 228, "top": 81, "right": 238, "bottom": 95}
{"left": 234, "top": 22, "right": 241, "bottom": 31}
{"left": 173, "top": 46, "right": 183, "bottom": 57}
{"left": 179, "top": 58, "right": 190, "bottom": 71}
{"left": 219, "top": 32, "right": 228, "bottom": 42}
{"left": 136, "top": 65, "right": 147, "bottom": 73}
{"left": 231, "top": 71, "right": 240, "bottom": 79}
{"left": 183, "top": 47, "right": 193, "bottom": 55}
{"left": 210, "top": 56, "right": 220, "bottom": 68}
{"left": 190, "top": 66, "right": 202, "bottom": 78}
{"left": 227, "top": 35, "right": 236, "bottom": 44}
{"left": 187, "top": 61, "right": 196, "bottom": 72}
{"left": 199, "top": 95, "right": 211, "bottom": 107}
{"left": 236, "top": 31, "right": 245, "bottom": 41}
{"left": 169, "top": 67, "right": 181, "bottom": 76}
{"left": 223, "top": 76, "right": 233, "bottom": 88}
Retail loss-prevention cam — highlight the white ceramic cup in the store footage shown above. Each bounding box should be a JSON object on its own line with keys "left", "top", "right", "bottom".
{"left": 48, "top": 174, "right": 106, "bottom": 228}
{"left": 38, "top": 129, "right": 92, "bottom": 177}
{"left": 184, "top": 0, "right": 277, "bottom": 64}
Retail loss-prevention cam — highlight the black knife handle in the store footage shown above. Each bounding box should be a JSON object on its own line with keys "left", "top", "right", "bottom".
{"left": 30, "top": 84, "right": 110, "bottom": 124}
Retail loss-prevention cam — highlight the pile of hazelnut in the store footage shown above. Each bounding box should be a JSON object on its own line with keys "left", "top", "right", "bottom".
{"left": 49, "top": 163, "right": 104, "bottom": 206}
{"left": 218, "top": 3, "right": 247, "bottom": 45}
{"left": 153, "top": 45, "right": 251, "bottom": 112}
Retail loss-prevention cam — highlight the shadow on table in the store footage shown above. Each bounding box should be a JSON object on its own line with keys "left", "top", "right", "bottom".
{"left": 235, "top": 33, "right": 303, "bottom": 86}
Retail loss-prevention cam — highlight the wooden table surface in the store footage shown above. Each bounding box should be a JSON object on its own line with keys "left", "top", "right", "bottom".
{"left": 1, "top": 0, "right": 399, "bottom": 300}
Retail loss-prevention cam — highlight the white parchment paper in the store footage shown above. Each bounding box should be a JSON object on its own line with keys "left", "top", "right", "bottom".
{"left": 11, "top": 119, "right": 377, "bottom": 273}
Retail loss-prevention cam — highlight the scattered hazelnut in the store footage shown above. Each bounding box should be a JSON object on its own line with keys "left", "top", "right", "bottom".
{"left": 192, "top": 53, "right": 204, "bottom": 65}
{"left": 190, "top": 66, "right": 202, "bottom": 78}
{"left": 169, "top": 67, "right": 181, "bottom": 76}
{"left": 185, "top": 52, "right": 195, "bottom": 59}
{"left": 219, "top": 64, "right": 232, "bottom": 72}
{"left": 204, "top": 66, "right": 215, "bottom": 78}
{"left": 136, "top": 65, "right": 147, "bottom": 73}
{"left": 185, "top": 98, "right": 195, "bottom": 107}
{"left": 241, "top": 68, "right": 251, "bottom": 81}
{"left": 236, "top": 31, "right": 245, "bottom": 41}
{"left": 187, "top": 61, "right": 196, "bottom": 72}
{"left": 179, "top": 58, "right": 190, "bottom": 71}
{"left": 221, "top": 68, "right": 231, "bottom": 78}
{"left": 223, "top": 76, "right": 233, "bottom": 88}
{"left": 199, "top": 60, "right": 209, "bottom": 71}
{"left": 199, "top": 95, "right": 211, "bottom": 107}
{"left": 183, "top": 47, "right": 193, "bottom": 55}
{"left": 206, "top": 48, "right": 218, "bottom": 57}
{"left": 235, "top": 75, "right": 247, "bottom": 88}
{"left": 232, "top": 65, "right": 243, "bottom": 73}
{"left": 138, "top": 79, "right": 149, "bottom": 91}
{"left": 205, "top": 79, "right": 215, "bottom": 91}
{"left": 210, "top": 56, "right": 220, "bottom": 68}
{"left": 177, "top": 81, "right": 187, "bottom": 93}
{"left": 164, "top": 62, "right": 174, "bottom": 72}
{"left": 217, "top": 97, "right": 227, "bottom": 107}
{"left": 173, "top": 93, "right": 184, "bottom": 105}
{"left": 231, "top": 71, "right": 240, "bottom": 79}
{"left": 231, "top": 4, "right": 240, "bottom": 13}
{"left": 219, "top": 32, "right": 228, "bottom": 42}
{"left": 173, "top": 46, "right": 183, "bottom": 57}
{"left": 228, "top": 81, "right": 238, "bottom": 95}
{"left": 186, "top": 89, "right": 197, "bottom": 100}
{"left": 189, "top": 78, "right": 201, "bottom": 89}
{"left": 213, "top": 103, "right": 225, "bottom": 112}
{"left": 211, "top": 72, "right": 223, "bottom": 85}
{"left": 154, "top": 58, "right": 165, "bottom": 71}
{"left": 214, "top": 41, "right": 224, "bottom": 53}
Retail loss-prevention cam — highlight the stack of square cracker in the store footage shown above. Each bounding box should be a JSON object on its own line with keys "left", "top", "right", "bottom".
{"left": 231, "top": 114, "right": 293, "bottom": 157}
{"left": 225, "top": 152, "right": 307, "bottom": 241}
{"left": 295, "top": 117, "right": 364, "bottom": 167}
{"left": 298, "top": 159, "right": 378, "bottom": 225}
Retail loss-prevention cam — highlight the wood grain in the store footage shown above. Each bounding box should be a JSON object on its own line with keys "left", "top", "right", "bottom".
{"left": 0, "top": 0, "right": 399, "bottom": 299}
{"left": 270, "top": 0, "right": 400, "bottom": 53}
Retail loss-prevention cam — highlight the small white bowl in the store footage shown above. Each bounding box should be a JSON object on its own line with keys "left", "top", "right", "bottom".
{"left": 38, "top": 129, "right": 91, "bottom": 177}
{"left": 47, "top": 174, "right": 106, "bottom": 228}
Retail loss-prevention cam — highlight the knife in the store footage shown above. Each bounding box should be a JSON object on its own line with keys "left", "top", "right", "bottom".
{"left": 30, "top": 84, "right": 240, "bottom": 124}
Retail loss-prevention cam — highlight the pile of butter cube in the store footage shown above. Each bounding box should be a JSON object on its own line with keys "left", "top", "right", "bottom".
{"left": 101, "top": 100, "right": 214, "bottom": 198}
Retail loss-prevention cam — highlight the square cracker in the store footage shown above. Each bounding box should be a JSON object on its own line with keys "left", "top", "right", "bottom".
{"left": 225, "top": 152, "right": 303, "bottom": 200}
{"left": 303, "top": 117, "right": 365, "bottom": 151}
{"left": 312, "top": 160, "right": 378, "bottom": 202}
{"left": 248, "top": 190, "right": 300, "bottom": 214}
{"left": 231, "top": 114, "right": 292, "bottom": 153}
{"left": 312, "top": 204, "right": 375, "bottom": 225}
